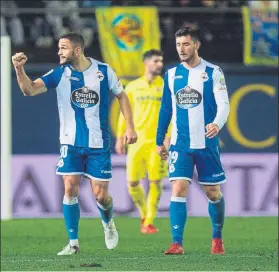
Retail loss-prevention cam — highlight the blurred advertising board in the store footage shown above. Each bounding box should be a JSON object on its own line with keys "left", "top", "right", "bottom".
{"left": 12, "top": 154, "right": 277, "bottom": 218}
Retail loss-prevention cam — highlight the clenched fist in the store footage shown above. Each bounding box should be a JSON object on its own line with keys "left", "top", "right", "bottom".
{"left": 12, "top": 52, "right": 28, "bottom": 68}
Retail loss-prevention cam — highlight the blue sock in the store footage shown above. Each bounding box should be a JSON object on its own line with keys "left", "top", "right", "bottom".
{"left": 170, "top": 196, "right": 187, "bottom": 246}
{"left": 208, "top": 195, "right": 225, "bottom": 239}
{"left": 63, "top": 196, "right": 80, "bottom": 240}
{"left": 97, "top": 197, "right": 113, "bottom": 223}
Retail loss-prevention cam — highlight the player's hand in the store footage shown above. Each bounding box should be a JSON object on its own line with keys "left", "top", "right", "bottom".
{"left": 156, "top": 145, "right": 169, "bottom": 160}
{"left": 115, "top": 137, "right": 126, "bottom": 155}
{"left": 124, "top": 128, "right": 137, "bottom": 145}
{"left": 12, "top": 52, "right": 28, "bottom": 68}
{"left": 205, "top": 123, "right": 220, "bottom": 139}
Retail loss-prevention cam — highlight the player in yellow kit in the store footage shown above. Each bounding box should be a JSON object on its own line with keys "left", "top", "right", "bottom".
{"left": 115, "top": 49, "right": 171, "bottom": 234}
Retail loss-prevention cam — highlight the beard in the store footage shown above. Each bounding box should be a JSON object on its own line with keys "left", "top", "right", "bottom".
{"left": 59, "top": 53, "right": 77, "bottom": 65}
{"left": 179, "top": 52, "right": 195, "bottom": 63}
{"left": 150, "top": 68, "right": 162, "bottom": 76}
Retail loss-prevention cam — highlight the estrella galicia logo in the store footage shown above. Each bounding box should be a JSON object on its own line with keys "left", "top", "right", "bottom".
{"left": 112, "top": 14, "right": 143, "bottom": 51}
{"left": 71, "top": 86, "right": 99, "bottom": 108}
{"left": 175, "top": 86, "right": 202, "bottom": 109}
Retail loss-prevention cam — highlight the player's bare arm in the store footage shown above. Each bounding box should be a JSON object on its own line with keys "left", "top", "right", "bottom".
{"left": 164, "top": 137, "right": 171, "bottom": 149}
{"left": 12, "top": 52, "right": 47, "bottom": 96}
{"left": 115, "top": 136, "right": 125, "bottom": 155}
{"left": 116, "top": 91, "right": 137, "bottom": 144}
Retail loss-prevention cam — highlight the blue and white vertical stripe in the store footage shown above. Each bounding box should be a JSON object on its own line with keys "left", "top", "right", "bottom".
{"left": 157, "top": 58, "right": 229, "bottom": 150}
{"left": 41, "top": 58, "right": 123, "bottom": 149}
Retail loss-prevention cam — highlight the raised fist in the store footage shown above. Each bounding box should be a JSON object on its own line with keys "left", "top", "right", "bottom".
{"left": 12, "top": 52, "right": 28, "bottom": 68}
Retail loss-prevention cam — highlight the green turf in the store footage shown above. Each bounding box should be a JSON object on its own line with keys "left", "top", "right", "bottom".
{"left": 1, "top": 217, "right": 278, "bottom": 271}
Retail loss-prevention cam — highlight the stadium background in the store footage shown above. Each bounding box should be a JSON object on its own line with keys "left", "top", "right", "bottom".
{"left": 1, "top": 1, "right": 278, "bottom": 271}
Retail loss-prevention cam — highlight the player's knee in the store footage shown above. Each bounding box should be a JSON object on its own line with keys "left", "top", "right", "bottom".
{"left": 64, "top": 183, "right": 79, "bottom": 197}
{"left": 172, "top": 180, "right": 189, "bottom": 197}
{"left": 207, "top": 192, "right": 222, "bottom": 202}
{"left": 63, "top": 176, "right": 80, "bottom": 197}
{"left": 205, "top": 186, "right": 222, "bottom": 201}
{"left": 129, "top": 181, "right": 140, "bottom": 187}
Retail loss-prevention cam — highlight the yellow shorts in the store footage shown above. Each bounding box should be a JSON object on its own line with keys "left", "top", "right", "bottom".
{"left": 126, "top": 142, "right": 167, "bottom": 182}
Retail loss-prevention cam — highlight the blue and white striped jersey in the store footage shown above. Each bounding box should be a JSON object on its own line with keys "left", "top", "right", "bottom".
{"left": 156, "top": 58, "right": 230, "bottom": 150}
{"left": 40, "top": 58, "right": 123, "bottom": 149}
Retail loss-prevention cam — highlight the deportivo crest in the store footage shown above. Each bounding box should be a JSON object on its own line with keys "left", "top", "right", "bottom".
{"left": 201, "top": 72, "right": 209, "bottom": 82}
{"left": 97, "top": 71, "right": 104, "bottom": 81}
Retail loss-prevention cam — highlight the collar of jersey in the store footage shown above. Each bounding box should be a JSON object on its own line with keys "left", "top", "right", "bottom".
{"left": 68, "top": 57, "right": 94, "bottom": 74}
{"left": 141, "top": 75, "right": 162, "bottom": 86}
{"left": 180, "top": 57, "right": 203, "bottom": 70}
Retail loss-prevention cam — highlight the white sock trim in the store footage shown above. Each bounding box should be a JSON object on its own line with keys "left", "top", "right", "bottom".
{"left": 208, "top": 194, "right": 223, "bottom": 204}
{"left": 63, "top": 196, "right": 78, "bottom": 205}
{"left": 69, "top": 239, "right": 79, "bottom": 246}
{"left": 97, "top": 199, "right": 113, "bottom": 210}
{"left": 171, "top": 196, "right": 186, "bottom": 202}
{"left": 97, "top": 201, "right": 107, "bottom": 210}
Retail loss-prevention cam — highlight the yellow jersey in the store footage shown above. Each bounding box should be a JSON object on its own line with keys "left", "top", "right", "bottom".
{"left": 117, "top": 76, "right": 171, "bottom": 143}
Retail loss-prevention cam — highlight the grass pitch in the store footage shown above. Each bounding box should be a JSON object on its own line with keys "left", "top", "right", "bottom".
{"left": 1, "top": 217, "right": 278, "bottom": 271}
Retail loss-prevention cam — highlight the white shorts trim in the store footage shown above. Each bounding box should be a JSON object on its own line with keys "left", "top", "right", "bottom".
{"left": 198, "top": 179, "right": 227, "bottom": 185}
{"left": 169, "top": 177, "right": 192, "bottom": 183}
{"left": 56, "top": 172, "right": 84, "bottom": 176}
{"left": 84, "top": 173, "right": 112, "bottom": 181}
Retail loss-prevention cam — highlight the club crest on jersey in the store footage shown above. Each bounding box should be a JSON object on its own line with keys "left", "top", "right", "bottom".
{"left": 71, "top": 86, "right": 99, "bottom": 108}
{"left": 97, "top": 71, "right": 104, "bottom": 81}
{"left": 201, "top": 72, "right": 209, "bottom": 82}
{"left": 175, "top": 86, "right": 202, "bottom": 109}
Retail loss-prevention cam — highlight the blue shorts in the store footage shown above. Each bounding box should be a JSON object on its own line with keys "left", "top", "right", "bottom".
{"left": 56, "top": 145, "right": 112, "bottom": 181}
{"left": 168, "top": 145, "right": 226, "bottom": 185}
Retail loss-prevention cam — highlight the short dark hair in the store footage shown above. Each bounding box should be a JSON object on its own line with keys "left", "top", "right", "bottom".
{"left": 143, "top": 49, "right": 163, "bottom": 61}
{"left": 60, "top": 32, "right": 85, "bottom": 51}
{"left": 175, "top": 27, "right": 200, "bottom": 42}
